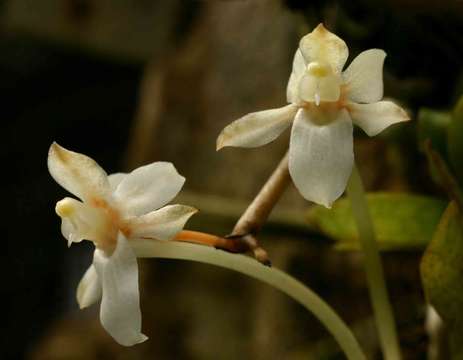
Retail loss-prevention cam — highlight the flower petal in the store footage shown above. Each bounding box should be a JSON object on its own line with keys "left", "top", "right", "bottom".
{"left": 286, "top": 49, "right": 306, "bottom": 103}
{"left": 299, "top": 23, "right": 348, "bottom": 74}
{"left": 349, "top": 101, "right": 410, "bottom": 136}
{"left": 93, "top": 233, "right": 148, "bottom": 346}
{"left": 113, "top": 162, "right": 185, "bottom": 217}
{"left": 76, "top": 264, "right": 102, "bottom": 309}
{"left": 343, "top": 49, "right": 386, "bottom": 104}
{"left": 56, "top": 197, "right": 106, "bottom": 247}
{"left": 48, "top": 142, "right": 110, "bottom": 201}
{"left": 108, "top": 173, "right": 126, "bottom": 192}
{"left": 289, "top": 108, "right": 354, "bottom": 207}
{"left": 129, "top": 205, "right": 197, "bottom": 240}
{"left": 216, "top": 104, "right": 297, "bottom": 150}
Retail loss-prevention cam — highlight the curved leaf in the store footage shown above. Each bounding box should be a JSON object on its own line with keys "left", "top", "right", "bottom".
{"left": 307, "top": 193, "right": 446, "bottom": 250}
{"left": 448, "top": 96, "right": 463, "bottom": 185}
{"left": 421, "top": 201, "right": 463, "bottom": 357}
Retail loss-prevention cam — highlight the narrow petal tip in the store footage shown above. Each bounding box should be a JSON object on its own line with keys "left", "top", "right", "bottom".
{"left": 137, "top": 333, "right": 149, "bottom": 345}
{"left": 76, "top": 264, "right": 102, "bottom": 309}
{"left": 48, "top": 142, "right": 62, "bottom": 163}
{"left": 216, "top": 134, "right": 226, "bottom": 151}
{"left": 314, "top": 23, "right": 327, "bottom": 33}
{"left": 48, "top": 141, "right": 60, "bottom": 153}
{"left": 48, "top": 142, "right": 70, "bottom": 164}
{"left": 320, "top": 200, "right": 333, "bottom": 209}
{"left": 189, "top": 207, "right": 199, "bottom": 215}
{"left": 399, "top": 107, "right": 411, "bottom": 122}
{"left": 77, "top": 297, "right": 90, "bottom": 310}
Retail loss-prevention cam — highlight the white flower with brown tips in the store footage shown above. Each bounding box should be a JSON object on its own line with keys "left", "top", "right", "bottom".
{"left": 48, "top": 143, "right": 196, "bottom": 346}
{"left": 217, "top": 23, "right": 409, "bottom": 207}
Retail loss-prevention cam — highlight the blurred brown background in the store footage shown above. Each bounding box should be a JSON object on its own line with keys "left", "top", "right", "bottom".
{"left": 2, "top": 0, "right": 463, "bottom": 359}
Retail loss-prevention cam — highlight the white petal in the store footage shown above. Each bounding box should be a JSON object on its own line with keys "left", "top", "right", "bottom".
{"left": 343, "top": 49, "right": 386, "bottom": 103}
{"left": 76, "top": 264, "right": 102, "bottom": 309}
{"left": 299, "top": 24, "right": 348, "bottom": 74}
{"left": 113, "top": 162, "right": 185, "bottom": 217}
{"left": 349, "top": 101, "right": 410, "bottom": 136}
{"left": 108, "top": 173, "right": 126, "bottom": 192}
{"left": 298, "top": 73, "right": 342, "bottom": 103}
{"left": 93, "top": 233, "right": 147, "bottom": 346}
{"left": 216, "top": 104, "right": 297, "bottom": 150}
{"left": 129, "top": 205, "right": 197, "bottom": 240}
{"left": 56, "top": 197, "right": 106, "bottom": 246}
{"left": 48, "top": 142, "right": 110, "bottom": 201}
{"left": 289, "top": 108, "right": 354, "bottom": 207}
{"left": 286, "top": 49, "right": 306, "bottom": 103}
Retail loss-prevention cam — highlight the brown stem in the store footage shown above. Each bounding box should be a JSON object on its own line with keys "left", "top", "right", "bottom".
{"left": 230, "top": 150, "right": 291, "bottom": 264}
{"left": 233, "top": 151, "right": 290, "bottom": 234}
{"left": 176, "top": 151, "right": 291, "bottom": 264}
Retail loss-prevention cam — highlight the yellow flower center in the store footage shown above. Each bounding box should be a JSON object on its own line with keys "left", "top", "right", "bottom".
{"left": 56, "top": 197, "right": 125, "bottom": 255}
{"left": 56, "top": 198, "right": 75, "bottom": 217}
{"left": 306, "top": 62, "right": 330, "bottom": 78}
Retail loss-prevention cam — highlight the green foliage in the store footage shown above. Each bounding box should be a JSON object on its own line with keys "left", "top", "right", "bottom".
{"left": 448, "top": 95, "right": 463, "bottom": 185}
{"left": 420, "top": 102, "right": 463, "bottom": 357}
{"left": 420, "top": 202, "right": 463, "bottom": 358}
{"left": 417, "top": 108, "right": 451, "bottom": 158}
{"left": 307, "top": 193, "right": 446, "bottom": 250}
{"left": 417, "top": 95, "right": 463, "bottom": 190}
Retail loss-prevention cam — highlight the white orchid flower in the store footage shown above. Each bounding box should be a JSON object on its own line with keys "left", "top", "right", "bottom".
{"left": 48, "top": 142, "right": 197, "bottom": 346}
{"left": 217, "top": 23, "right": 409, "bottom": 208}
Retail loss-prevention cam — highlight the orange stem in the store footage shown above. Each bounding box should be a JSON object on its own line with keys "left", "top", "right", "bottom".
{"left": 174, "top": 230, "right": 231, "bottom": 249}
{"left": 174, "top": 230, "right": 269, "bottom": 264}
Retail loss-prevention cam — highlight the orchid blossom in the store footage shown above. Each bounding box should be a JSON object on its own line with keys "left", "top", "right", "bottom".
{"left": 217, "top": 23, "right": 410, "bottom": 208}
{"left": 48, "top": 143, "right": 196, "bottom": 346}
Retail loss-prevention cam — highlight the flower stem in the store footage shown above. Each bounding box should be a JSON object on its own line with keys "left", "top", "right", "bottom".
{"left": 134, "top": 239, "right": 366, "bottom": 360}
{"left": 346, "top": 164, "right": 401, "bottom": 360}
{"left": 230, "top": 150, "right": 291, "bottom": 263}
{"left": 233, "top": 150, "right": 290, "bottom": 235}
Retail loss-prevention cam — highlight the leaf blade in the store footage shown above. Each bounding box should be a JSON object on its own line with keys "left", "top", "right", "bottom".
{"left": 307, "top": 192, "right": 447, "bottom": 250}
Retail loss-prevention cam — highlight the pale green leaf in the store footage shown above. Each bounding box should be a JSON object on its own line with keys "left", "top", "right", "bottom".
{"left": 420, "top": 201, "right": 463, "bottom": 357}
{"left": 307, "top": 193, "right": 446, "bottom": 250}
